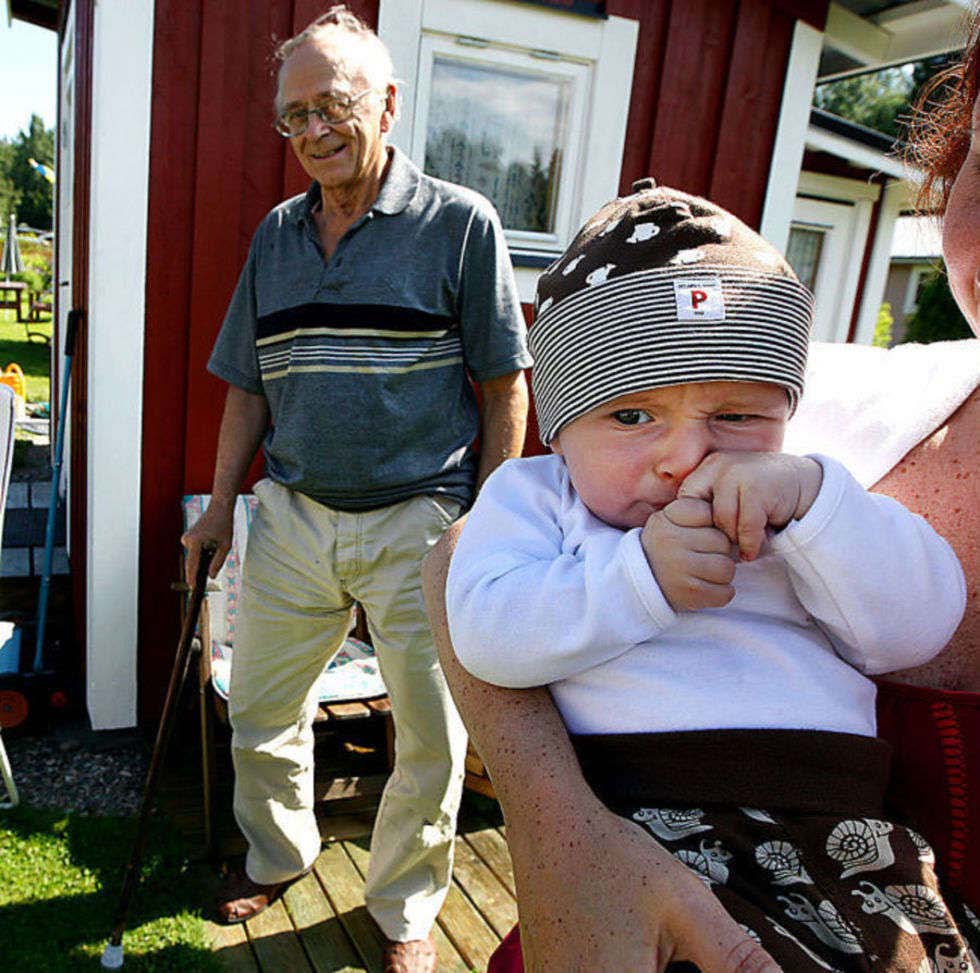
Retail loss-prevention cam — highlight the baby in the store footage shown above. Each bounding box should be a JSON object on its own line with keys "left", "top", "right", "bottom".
{"left": 446, "top": 182, "right": 976, "bottom": 971}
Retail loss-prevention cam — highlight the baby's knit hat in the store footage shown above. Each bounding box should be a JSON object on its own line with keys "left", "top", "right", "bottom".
{"left": 530, "top": 180, "right": 814, "bottom": 445}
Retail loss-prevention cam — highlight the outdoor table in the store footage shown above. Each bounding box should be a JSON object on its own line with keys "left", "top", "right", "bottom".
{"left": 0, "top": 281, "right": 27, "bottom": 323}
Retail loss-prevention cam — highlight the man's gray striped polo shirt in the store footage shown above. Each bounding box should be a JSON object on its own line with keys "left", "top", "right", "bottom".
{"left": 208, "top": 148, "right": 531, "bottom": 511}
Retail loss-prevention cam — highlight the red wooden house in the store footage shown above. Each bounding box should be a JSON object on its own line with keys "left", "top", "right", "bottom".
{"left": 8, "top": 0, "right": 970, "bottom": 729}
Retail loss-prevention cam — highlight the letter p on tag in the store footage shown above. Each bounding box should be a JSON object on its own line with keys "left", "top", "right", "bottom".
{"left": 674, "top": 277, "right": 725, "bottom": 321}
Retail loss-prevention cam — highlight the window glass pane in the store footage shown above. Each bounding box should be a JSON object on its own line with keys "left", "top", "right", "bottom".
{"left": 424, "top": 56, "right": 568, "bottom": 234}
{"left": 786, "top": 226, "right": 825, "bottom": 292}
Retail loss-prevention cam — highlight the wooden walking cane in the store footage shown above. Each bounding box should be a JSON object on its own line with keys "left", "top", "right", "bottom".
{"left": 101, "top": 541, "right": 217, "bottom": 969}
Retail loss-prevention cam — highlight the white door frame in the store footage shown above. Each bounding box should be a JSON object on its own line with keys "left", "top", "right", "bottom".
{"left": 793, "top": 172, "right": 878, "bottom": 343}
{"left": 84, "top": 0, "right": 155, "bottom": 729}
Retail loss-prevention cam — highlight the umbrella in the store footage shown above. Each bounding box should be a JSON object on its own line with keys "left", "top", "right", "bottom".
{"left": 1, "top": 213, "right": 24, "bottom": 277}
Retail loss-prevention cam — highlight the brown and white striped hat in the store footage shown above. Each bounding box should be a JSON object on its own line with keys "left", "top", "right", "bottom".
{"left": 530, "top": 180, "right": 814, "bottom": 445}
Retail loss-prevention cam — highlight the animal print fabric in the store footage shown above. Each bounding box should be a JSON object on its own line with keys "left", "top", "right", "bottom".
{"left": 624, "top": 805, "right": 980, "bottom": 972}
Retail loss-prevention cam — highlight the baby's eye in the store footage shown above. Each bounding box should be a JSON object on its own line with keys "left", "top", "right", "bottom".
{"left": 716, "top": 413, "right": 752, "bottom": 423}
{"left": 612, "top": 409, "right": 652, "bottom": 426}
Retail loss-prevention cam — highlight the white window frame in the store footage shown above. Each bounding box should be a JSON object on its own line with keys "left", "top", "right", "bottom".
{"left": 411, "top": 36, "right": 591, "bottom": 254}
{"left": 379, "top": 0, "right": 638, "bottom": 302}
{"left": 902, "top": 264, "right": 930, "bottom": 315}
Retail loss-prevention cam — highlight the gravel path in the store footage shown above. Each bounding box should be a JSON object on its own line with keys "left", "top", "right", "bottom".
{"left": 3, "top": 722, "right": 147, "bottom": 815}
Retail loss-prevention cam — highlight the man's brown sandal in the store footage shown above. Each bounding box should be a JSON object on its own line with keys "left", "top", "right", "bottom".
{"left": 215, "top": 867, "right": 310, "bottom": 924}
{"left": 382, "top": 933, "right": 438, "bottom": 973}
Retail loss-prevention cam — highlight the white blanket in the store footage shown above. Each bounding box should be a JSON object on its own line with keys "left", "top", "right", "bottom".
{"left": 785, "top": 339, "right": 980, "bottom": 488}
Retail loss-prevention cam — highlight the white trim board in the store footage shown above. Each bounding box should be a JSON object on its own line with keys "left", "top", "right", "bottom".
{"left": 760, "top": 20, "right": 824, "bottom": 254}
{"left": 797, "top": 170, "right": 882, "bottom": 203}
{"left": 805, "top": 124, "right": 909, "bottom": 181}
{"left": 85, "top": 0, "right": 154, "bottom": 729}
{"left": 853, "top": 179, "right": 913, "bottom": 345}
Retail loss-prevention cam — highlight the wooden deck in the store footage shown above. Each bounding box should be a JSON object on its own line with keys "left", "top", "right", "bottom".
{"left": 205, "top": 816, "right": 517, "bottom": 973}
{"left": 157, "top": 722, "right": 515, "bottom": 972}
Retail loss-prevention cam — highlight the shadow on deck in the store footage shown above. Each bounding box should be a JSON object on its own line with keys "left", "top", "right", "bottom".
{"left": 160, "top": 730, "right": 514, "bottom": 972}
{"left": 206, "top": 817, "right": 515, "bottom": 973}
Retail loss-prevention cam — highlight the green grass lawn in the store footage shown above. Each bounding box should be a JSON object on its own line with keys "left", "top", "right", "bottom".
{"left": 0, "top": 806, "right": 222, "bottom": 971}
{"left": 0, "top": 305, "right": 52, "bottom": 404}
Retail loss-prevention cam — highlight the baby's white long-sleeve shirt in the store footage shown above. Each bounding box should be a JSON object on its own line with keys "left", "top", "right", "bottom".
{"left": 445, "top": 454, "right": 966, "bottom": 736}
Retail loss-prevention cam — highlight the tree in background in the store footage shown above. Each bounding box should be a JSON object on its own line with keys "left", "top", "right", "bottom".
{"left": 0, "top": 115, "right": 54, "bottom": 229}
{"left": 814, "top": 53, "right": 956, "bottom": 140}
{"left": 0, "top": 140, "right": 19, "bottom": 224}
{"left": 6, "top": 114, "right": 54, "bottom": 230}
{"left": 902, "top": 267, "right": 972, "bottom": 344}
{"left": 873, "top": 303, "right": 894, "bottom": 348}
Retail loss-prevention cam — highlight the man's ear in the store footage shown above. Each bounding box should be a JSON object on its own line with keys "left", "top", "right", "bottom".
{"left": 380, "top": 84, "right": 397, "bottom": 133}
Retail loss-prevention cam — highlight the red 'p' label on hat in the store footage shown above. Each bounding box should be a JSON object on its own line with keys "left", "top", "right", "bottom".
{"left": 674, "top": 276, "right": 725, "bottom": 321}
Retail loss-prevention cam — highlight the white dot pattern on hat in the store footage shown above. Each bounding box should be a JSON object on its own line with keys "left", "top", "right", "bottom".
{"left": 562, "top": 254, "right": 586, "bottom": 276}
{"left": 671, "top": 249, "right": 704, "bottom": 265}
{"left": 711, "top": 218, "right": 733, "bottom": 239}
{"left": 586, "top": 263, "right": 615, "bottom": 286}
{"left": 627, "top": 222, "right": 661, "bottom": 243}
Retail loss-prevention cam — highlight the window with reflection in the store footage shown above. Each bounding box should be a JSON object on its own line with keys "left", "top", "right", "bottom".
{"left": 424, "top": 57, "right": 568, "bottom": 235}
{"left": 786, "top": 225, "right": 825, "bottom": 292}
{"left": 411, "top": 35, "right": 591, "bottom": 255}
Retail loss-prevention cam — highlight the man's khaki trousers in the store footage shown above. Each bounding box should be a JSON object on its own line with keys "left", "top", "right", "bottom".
{"left": 228, "top": 479, "right": 467, "bottom": 941}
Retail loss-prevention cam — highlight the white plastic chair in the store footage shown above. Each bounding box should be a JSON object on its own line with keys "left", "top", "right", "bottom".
{"left": 0, "top": 384, "right": 19, "bottom": 808}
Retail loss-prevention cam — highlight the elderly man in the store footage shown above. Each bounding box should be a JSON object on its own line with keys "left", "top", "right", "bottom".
{"left": 182, "top": 7, "right": 530, "bottom": 969}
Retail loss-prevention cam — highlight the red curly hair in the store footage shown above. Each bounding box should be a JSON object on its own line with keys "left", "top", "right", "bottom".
{"left": 906, "top": 8, "right": 979, "bottom": 213}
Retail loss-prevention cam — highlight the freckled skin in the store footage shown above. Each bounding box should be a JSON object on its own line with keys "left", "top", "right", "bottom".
{"left": 942, "top": 94, "right": 980, "bottom": 334}
{"left": 884, "top": 89, "right": 980, "bottom": 692}
{"left": 876, "top": 388, "right": 980, "bottom": 691}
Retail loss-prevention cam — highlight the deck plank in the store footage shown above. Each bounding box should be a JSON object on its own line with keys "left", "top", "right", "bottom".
{"left": 283, "top": 871, "right": 366, "bottom": 973}
{"left": 206, "top": 919, "right": 260, "bottom": 972}
{"left": 462, "top": 824, "right": 516, "bottom": 898}
{"left": 313, "top": 843, "right": 388, "bottom": 973}
{"left": 436, "top": 882, "right": 501, "bottom": 972}
{"left": 342, "top": 840, "right": 472, "bottom": 973}
{"left": 451, "top": 836, "right": 518, "bottom": 938}
{"left": 246, "top": 899, "right": 313, "bottom": 971}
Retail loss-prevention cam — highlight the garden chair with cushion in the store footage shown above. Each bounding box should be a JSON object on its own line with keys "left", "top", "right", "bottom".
{"left": 182, "top": 494, "right": 395, "bottom": 858}
{"left": 0, "top": 385, "right": 19, "bottom": 808}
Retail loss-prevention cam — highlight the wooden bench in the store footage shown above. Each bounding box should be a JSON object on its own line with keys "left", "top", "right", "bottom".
{"left": 25, "top": 291, "right": 51, "bottom": 343}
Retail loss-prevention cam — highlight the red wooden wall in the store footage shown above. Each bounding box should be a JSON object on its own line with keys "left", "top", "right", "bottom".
{"left": 139, "top": 0, "right": 827, "bottom": 719}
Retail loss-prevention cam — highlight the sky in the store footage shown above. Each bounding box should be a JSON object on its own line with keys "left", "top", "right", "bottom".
{"left": 0, "top": 17, "right": 57, "bottom": 142}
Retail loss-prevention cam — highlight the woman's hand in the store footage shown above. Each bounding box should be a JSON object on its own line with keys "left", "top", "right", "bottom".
{"left": 510, "top": 794, "right": 781, "bottom": 973}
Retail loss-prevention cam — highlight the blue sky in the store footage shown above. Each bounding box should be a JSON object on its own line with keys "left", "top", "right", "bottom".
{"left": 0, "top": 17, "right": 57, "bottom": 142}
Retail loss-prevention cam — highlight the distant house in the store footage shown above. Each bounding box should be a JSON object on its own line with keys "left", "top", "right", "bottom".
{"left": 884, "top": 214, "right": 943, "bottom": 343}
{"left": 8, "top": 0, "right": 971, "bottom": 730}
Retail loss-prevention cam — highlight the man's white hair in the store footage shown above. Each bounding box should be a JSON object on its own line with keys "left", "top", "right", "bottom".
{"left": 274, "top": 5, "right": 396, "bottom": 112}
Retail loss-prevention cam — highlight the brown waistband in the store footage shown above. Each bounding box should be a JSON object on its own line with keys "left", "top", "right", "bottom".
{"left": 571, "top": 729, "right": 892, "bottom": 817}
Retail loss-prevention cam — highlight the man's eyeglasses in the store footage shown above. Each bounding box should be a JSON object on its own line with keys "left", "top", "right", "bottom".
{"left": 274, "top": 88, "right": 385, "bottom": 137}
